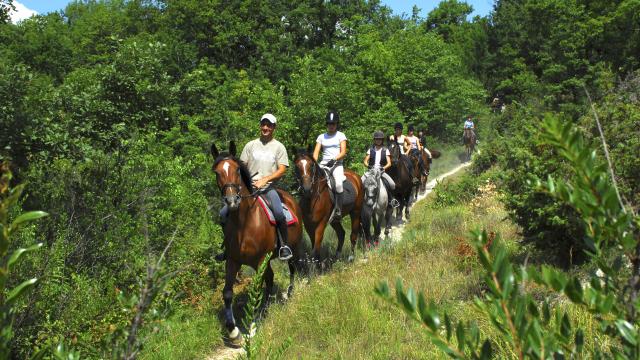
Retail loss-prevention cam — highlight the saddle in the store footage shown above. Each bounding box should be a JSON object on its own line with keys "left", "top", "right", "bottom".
{"left": 324, "top": 169, "right": 357, "bottom": 209}
{"left": 256, "top": 196, "right": 298, "bottom": 226}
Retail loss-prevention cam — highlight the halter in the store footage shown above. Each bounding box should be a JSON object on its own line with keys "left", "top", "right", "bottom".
{"left": 295, "top": 155, "right": 328, "bottom": 196}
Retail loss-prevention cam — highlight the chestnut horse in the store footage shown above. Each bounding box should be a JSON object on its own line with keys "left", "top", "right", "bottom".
{"left": 211, "top": 141, "right": 303, "bottom": 345}
{"left": 418, "top": 149, "right": 442, "bottom": 194}
{"left": 293, "top": 151, "right": 364, "bottom": 263}
{"left": 463, "top": 129, "right": 476, "bottom": 161}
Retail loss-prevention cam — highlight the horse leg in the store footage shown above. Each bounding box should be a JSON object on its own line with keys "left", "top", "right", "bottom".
{"left": 361, "top": 206, "right": 372, "bottom": 246}
{"left": 405, "top": 194, "right": 411, "bottom": 221}
{"left": 373, "top": 211, "right": 382, "bottom": 243}
{"left": 384, "top": 205, "right": 392, "bottom": 236}
{"left": 223, "top": 260, "right": 242, "bottom": 346}
{"left": 312, "top": 222, "right": 327, "bottom": 269}
{"left": 264, "top": 261, "right": 276, "bottom": 305}
{"left": 287, "top": 259, "right": 295, "bottom": 298}
{"left": 331, "top": 222, "right": 347, "bottom": 260}
{"left": 349, "top": 213, "right": 361, "bottom": 261}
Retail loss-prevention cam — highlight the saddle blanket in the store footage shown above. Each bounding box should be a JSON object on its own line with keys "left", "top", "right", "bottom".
{"left": 328, "top": 180, "right": 357, "bottom": 208}
{"left": 256, "top": 196, "right": 298, "bottom": 226}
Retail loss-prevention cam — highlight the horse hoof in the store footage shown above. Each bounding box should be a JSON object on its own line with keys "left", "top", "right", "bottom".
{"left": 228, "top": 327, "right": 243, "bottom": 347}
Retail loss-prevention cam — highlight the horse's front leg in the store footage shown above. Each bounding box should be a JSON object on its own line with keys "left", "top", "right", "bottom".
{"left": 372, "top": 210, "right": 381, "bottom": 242}
{"left": 384, "top": 205, "right": 392, "bottom": 236}
{"left": 312, "top": 221, "right": 327, "bottom": 268}
{"left": 223, "top": 259, "right": 242, "bottom": 346}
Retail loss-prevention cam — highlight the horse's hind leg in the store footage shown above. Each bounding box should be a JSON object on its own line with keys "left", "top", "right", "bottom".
{"left": 264, "top": 261, "right": 275, "bottom": 304}
{"left": 331, "top": 222, "right": 346, "bottom": 259}
{"left": 223, "top": 260, "right": 242, "bottom": 346}
{"left": 349, "top": 213, "right": 361, "bottom": 260}
{"left": 287, "top": 259, "right": 295, "bottom": 298}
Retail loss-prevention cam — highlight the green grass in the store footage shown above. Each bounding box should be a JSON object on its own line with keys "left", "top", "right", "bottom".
{"left": 252, "top": 170, "right": 520, "bottom": 359}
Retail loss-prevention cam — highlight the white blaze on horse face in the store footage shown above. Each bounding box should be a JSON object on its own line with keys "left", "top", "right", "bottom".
{"left": 300, "top": 159, "right": 309, "bottom": 176}
{"left": 222, "top": 161, "right": 231, "bottom": 177}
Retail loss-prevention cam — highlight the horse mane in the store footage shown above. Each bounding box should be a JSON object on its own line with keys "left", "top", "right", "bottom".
{"left": 213, "top": 152, "right": 254, "bottom": 193}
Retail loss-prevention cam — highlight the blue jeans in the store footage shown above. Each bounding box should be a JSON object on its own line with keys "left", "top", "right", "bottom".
{"left": 220, "top": 188, "right": 285, "bottom": 226}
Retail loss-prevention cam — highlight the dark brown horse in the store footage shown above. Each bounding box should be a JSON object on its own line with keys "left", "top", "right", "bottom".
{"left": 463, "top": 129, "right": 476, "bottom": 161}
{"left": 387, "top": 142, "right": 413, "bottom": 224}
{"left": 211, "top": 141, "right": 303, "bottom": 345}
{"left": 293, "top": 151, "right": 364, "bottom": 263}
{"left": 418, "top": 149, "right": 442, "bottom": 194}
{"left": 407, "top": 149, "right": 422, "bottom": 202}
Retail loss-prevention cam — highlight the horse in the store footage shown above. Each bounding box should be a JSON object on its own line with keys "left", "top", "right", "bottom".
{"left": 387, "top": 141, "right": 414, "bottom": 224}
{"left": 361, "top": 168, "right": 392, "bottom": 247}
{"left": 407, "top": 149, "right": 422, "bottom": 202}
{"left": 292, "top": 150, "right": 364, "bottom": 264}
{"left": 210, "top": 141, "right": 304, "bottom": 346}
{"left": 463, "top": 129, "right": 476, "bottom": 161}
{"left": 418, "top": 149, "right": 442, "bottom": 194}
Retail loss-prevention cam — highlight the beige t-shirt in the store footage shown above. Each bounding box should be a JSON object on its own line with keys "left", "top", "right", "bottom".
{"left": 239, "top": 138, "right": 289, "bottom": 188}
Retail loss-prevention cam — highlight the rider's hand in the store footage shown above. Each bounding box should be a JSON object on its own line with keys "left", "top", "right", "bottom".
{"left": 325, "top": 159, "right": 336, "bottom": 168}
{"left": 253, "top": 177, "right": 269, "bottom": 189}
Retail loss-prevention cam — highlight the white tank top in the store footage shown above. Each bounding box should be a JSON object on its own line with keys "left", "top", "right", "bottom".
{"left": 392, "top": 135, "right": 406, "bottom": 154}
{"left": 407, "top": 135, "right": 419, "bottom": 150}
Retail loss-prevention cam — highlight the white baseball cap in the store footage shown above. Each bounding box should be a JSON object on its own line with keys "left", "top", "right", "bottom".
{"left": 260, "top": 113, "right": 277, "bottom": 124}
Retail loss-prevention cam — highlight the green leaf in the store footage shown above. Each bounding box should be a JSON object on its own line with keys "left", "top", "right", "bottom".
{"left": 456, "top": 322, "right": 465, "bottom": 352}
{"left": 10, "top": 211, "right": 49, "bottom": 230}
{"left": 575, "top": 329, "right": 584, "bottom": 353}
{"left": 6, "top": 278, "right": 38, "bottom": 305}
{"left": 564, "top": 277, "right": 584, "bottom": 304}
{"left": 614, "top": 320, "right": 637, "bottom": 346}
{"left": 8, "top": 243, "right": 43, "bottom": 271}
{"left": 445, "top": 313, "right": 452, "bottom": 341}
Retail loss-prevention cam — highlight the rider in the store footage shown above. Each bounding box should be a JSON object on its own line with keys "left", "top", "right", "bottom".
{"left": 362, "top": 131, "right": 396, "bottom": 202}
{"left": 405, "top": 125, "right": 427, "bottom": 177}
{"left": 313, "top": 111, "right": 348, "bottom": 223}
{"left": 417, "top": 128, "right": 433, "bottom": 176}
{"left": 463, "top": 115, "right": 475, "bottom": 145}
{"left": 216, "top": 113, "right": 293, "bottom": 261}
{"left": 389, "top": 122, "right": 415, "bottom": 177}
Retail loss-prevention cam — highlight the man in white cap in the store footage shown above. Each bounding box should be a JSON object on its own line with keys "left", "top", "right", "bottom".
{"left": 216, "top": 113, "right": 292, "bottom": 261}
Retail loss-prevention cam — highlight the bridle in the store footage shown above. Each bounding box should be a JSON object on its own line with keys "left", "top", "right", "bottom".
{"left": 295, "top": 155, "right": 328, "bottom": 196}
{"left": 215, "top": 158, "right": 260, "bottom": 202}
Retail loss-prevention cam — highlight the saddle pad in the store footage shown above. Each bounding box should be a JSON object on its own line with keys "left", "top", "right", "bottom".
{"left": 329, "top": 180, "right": 357, "bottom": 209}
{"left": 256, "top": 196, "right": 298, "bottom": 226}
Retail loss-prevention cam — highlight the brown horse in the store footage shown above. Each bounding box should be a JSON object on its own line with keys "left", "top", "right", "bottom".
{"left": 292, "top": 151, "right": 364, "bottom": 264}
{"left": 387, "top": 142, "right": 414, "bottom": 224}
{"left": 463, "top": 129, "right": 476, "bottom": 161}
{"left": 407, "top": 149, "right": 422, "bottom": 202}
{"left": 418, "top": 149, "right": 442, "bottom": 194}
{"left": 211, "top": 141, "right": 303, "bottom": 345}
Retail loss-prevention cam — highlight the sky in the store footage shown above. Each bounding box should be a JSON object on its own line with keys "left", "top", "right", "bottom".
{"left": 10, "top": 0, "right": 494, "bottom": 23}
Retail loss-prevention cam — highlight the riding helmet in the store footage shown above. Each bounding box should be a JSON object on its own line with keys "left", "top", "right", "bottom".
{"left": 373, "top": 131, "right": 385, "bottom": 139}
{"left": 394, "top": 122, "right": 403, "bottom": 130}
{"left": 326, "top": 111, "right": 340, "bottom": 124}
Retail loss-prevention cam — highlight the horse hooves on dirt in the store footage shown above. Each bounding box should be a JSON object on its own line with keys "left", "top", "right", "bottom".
{"left": 227, "top": 327, "right": 244, "bottom": 348}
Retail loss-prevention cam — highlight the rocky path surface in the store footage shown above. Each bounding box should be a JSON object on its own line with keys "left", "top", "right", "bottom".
{"left": 206, "top": 162, "right": 471, "bottom": 359}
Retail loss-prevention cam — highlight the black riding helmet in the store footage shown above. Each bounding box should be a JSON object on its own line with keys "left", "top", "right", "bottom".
{"left": 394, "top": 122, "right": 403, "bottom": 130}
{"left": 326, "top": 111, "right": 340, "bottom": 124}
{"left": 373, "top": 131, "right": 384, "bottom": 140}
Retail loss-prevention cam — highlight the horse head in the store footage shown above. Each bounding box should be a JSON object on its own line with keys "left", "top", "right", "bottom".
{"left": 363, "top": 168, "right": 381, "bottom": 207}
{"left": 211, "top": 141, "right": 252, "bottom": 211}
{"left": 388, "top": 142, "right": 401, "bottom": 163}
{"left": 293, "top": 150, "right": 318, "bottom": 197}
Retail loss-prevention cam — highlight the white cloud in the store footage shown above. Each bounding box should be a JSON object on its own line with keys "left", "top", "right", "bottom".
{"left": 9, "top": 1, "right": 38, "bottom": 23}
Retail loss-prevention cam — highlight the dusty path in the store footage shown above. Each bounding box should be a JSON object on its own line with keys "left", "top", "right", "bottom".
{"left": 206, "top": 162, "right": 471, "bottom": 359}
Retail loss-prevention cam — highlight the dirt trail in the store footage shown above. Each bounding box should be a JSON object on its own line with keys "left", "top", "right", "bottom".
{"left": 206, "top": 162, "right": 471, "bottom": 359}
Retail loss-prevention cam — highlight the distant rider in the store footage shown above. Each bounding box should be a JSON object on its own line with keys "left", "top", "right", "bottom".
{"left": 389, "top": 122, "right": 415, "bottom": 178}
{"left": 463, "top": 115, "right": 476, "bottom": 144}
{"left": 406, "top": 125, "right": 427, "bottom": 177}
{"left": 417, "top": 128, "right": 433, "bottom": 176}
{"left": 313, "top": 111, "right": 347, "bottom": 222}
{"left": 216, "top": 113, "right": 293, "bottom": 261}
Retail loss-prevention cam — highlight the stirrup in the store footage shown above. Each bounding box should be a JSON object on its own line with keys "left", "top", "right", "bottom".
{"left": 390, "top": 199, "right": 400, "bottom": 208}
{"left": 329, "top": 208, "right": 342, "bottom": 223}
{"left": 278, "top": 245, "right": 293, "bottom": 261}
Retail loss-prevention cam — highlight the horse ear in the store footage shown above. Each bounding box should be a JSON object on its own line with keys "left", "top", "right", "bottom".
{"left": 307, "top": 143, "right": 313, "bottom": 154}
{"left": 211, "top": 143, "right": 219, "bottom": 158}
{"left": 229, "top": 141, "right": 237, "bottom": 157}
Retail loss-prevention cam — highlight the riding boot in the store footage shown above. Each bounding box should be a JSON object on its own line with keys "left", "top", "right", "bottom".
{"left": 330, "top": 192, "right": 343, "bottom": 222}
{"left": 276, "top": 221, "right": 292, "bottom": 261}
